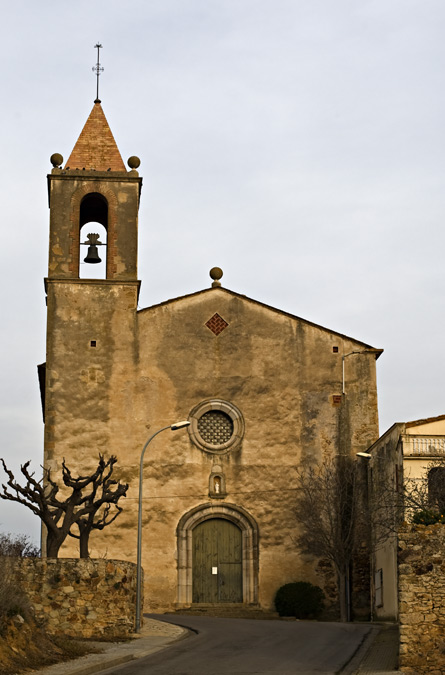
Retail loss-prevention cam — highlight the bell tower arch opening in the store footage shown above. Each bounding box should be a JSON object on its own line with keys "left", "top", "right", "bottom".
{"left": 79, "top": 193, "right": 108, "bottom": 279}
{"left": 80, "top": 191, "right": 108, "bottom": 228}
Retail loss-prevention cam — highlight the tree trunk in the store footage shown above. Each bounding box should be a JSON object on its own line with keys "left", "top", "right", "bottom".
{"left": 337, "top": 566, "right": 351, "bottom": 622}
{"left": 46, "top": 530, "right": 63, "bottom": 558}
{"left": 79, "top": 530, "right": 90, "bottom": 558}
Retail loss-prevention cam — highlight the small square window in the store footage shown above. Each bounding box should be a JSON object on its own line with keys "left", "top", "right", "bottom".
{"left": 90, "top": 340, "right": 97, "bottom": 347}
{"left": 333, "top": 346, "right": 339, "bottom": 353}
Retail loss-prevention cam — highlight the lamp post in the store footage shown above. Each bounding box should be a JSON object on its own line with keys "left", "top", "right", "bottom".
{"left": 135, "top": 420, "right": 190, "bottom": 633}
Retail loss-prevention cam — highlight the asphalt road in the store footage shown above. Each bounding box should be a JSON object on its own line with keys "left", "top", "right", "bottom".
{"left": 101, "top": 614, "right": 371, "bottom": 675}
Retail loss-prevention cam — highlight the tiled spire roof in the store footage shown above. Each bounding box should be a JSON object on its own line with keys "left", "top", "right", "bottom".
{"left": 65, "top": 101, "right": 126, "bottom": 171}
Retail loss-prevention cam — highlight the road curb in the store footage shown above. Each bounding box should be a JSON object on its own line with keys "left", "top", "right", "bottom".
{"left": 340, "top": 626, "right": 380, "bottom": 674}
{"left": 54, "top": 654, "right": 136, "bottom": 675}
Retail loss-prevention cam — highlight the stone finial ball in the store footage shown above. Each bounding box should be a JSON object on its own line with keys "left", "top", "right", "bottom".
{"left": 50, "top": 153, "right": 63, "bottom": 168}
{"left": 210, "top": 267, "right": 223, "bottom": 281}
{"left": 127, "top": 156, "right": 141, "bottom": 169}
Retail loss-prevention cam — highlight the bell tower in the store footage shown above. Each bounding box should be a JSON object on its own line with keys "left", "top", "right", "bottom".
{"left": 43, "top": 100, "right": 142, "bottom": 528}
{"left": 47, "top": 101, "right": 141, "bottom": 281}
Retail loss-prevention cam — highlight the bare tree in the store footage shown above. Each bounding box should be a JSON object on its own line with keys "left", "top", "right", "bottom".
{"left": 0, "top": 532, "right": 40, "bottom": 557}
{"left": 1, "top": 459, "right": 78, "bottom": 557}
{"left": 295, "top": 453, "right": 445, "bottom": 622}
{"left": 0, "top": 532, "right": 37, "bottom": 632}
{"left": 403, "top": 458, "right": 445, "bottom": 522}
{"left": 64, "top": 456, "right": 128, "bottom": 558}
{"left": 294, "top": 455, "right": 368, "bottom": 622}
{"left": 0, "top": 456, "right": 128, "bottom": 558}
{"left": 370, "top": 456, "right": 445, "bottom": 533}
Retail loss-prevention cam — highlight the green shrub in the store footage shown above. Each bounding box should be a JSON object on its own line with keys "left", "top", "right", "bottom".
{"left": 412, "top": 510, "right": 445, "bottom": 525}
{"left": 274, "top": 581, "right": 325, "bottom": 619}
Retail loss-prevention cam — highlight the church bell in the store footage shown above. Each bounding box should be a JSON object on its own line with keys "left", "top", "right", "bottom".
{"left": 83, "top": 233, "right": 102, "bottom": 264}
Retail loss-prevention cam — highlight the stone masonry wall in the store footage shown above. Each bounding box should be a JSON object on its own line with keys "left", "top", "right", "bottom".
{"left": 398, "top": 525, "right": 445, "bottom": 674}
{"left": 16, "top": 558, "right": 138, "bottom": 638}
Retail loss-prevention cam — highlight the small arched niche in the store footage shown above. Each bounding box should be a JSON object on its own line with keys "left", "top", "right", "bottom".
{"left": 209, "top": 465, "right": 226, "bottom": 498}
{"left": 79, "top": 193, "right": 108, "bottom": 279}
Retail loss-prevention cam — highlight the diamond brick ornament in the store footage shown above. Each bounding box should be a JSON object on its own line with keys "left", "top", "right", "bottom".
{"left": 205, "top": 313, "right": 229, "bottom": 336}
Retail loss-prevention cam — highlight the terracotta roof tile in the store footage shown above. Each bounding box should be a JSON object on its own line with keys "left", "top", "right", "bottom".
{"left": 65, "top": 102, "right": 126, "bottom": 171}
{"left": 406, "top": 414, "right": 445, "bottom": 428}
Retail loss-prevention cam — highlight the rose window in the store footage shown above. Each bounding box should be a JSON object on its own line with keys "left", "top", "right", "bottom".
{"left": 197, "top": 411, "right": 234, "bottom": 445}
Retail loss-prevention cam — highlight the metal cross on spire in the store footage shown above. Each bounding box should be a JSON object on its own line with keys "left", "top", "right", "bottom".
{"left": 92, "top": 43, "right": 104, "bottom": 103}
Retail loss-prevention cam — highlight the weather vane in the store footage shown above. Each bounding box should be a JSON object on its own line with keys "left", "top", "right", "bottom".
{"left": 92, "top": 43, "right": 104, "bottom": 103}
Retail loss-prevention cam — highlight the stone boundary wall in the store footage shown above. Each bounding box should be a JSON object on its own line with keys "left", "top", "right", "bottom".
{"left": 16, "top": 558, "right": 138, "bottom": 638}
{"left": 398, "top": 524, "right": 445, "bottom": 674}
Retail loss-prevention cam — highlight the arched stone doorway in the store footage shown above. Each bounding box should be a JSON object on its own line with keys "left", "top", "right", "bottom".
{"left": 176, "top": 503, "right": 259, "bottom": 606}
{"left": 193, "top": 519, "right": 242, "bottom": 603}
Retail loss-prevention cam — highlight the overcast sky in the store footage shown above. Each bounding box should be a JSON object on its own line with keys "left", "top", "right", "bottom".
{"left": 1, "top": 1, "right": 444, "bottom": 542}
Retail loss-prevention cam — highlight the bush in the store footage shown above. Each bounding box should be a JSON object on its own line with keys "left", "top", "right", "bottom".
{"left": 0, "top": 533, "right": 38, "bottom": 635}
{"left": 412, "top": 510, "right": 445, "bottom": 526}
{"left": 274, "top": 581, "right": 325, "bottom": 619}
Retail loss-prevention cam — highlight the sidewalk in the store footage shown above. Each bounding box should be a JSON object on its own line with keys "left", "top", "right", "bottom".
{"left": 345, "top": 623, "right": 401, "bottom": 675}
{"left": 34, "top": 618, "right": 189, "bottom": 675}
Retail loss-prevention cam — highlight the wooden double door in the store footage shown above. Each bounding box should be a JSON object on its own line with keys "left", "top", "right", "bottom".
{"left": 192, "top": 518, "right": 243, "bottom": 603}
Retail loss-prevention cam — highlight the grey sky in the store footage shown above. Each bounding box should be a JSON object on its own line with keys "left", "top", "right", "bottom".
{"left": 1, "top": 1, "right": 444, "bottom": 541}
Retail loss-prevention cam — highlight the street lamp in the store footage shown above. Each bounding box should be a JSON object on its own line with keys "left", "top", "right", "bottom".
{"left": 135, "top": 420, "right": 190, "bottom": 633}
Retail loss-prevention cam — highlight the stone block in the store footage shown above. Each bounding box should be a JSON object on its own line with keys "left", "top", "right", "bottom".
{"left": 423, "top": 612, "right": 437, "bottom": 622}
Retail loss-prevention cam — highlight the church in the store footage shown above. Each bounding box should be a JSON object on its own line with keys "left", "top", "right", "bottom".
{"left": 40, "top": 99, "right": 382, "bottom": 614}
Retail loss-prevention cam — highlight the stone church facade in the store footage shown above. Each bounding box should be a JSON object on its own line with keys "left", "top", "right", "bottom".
{"left": 41, "top": 100, "right": 382, "bottom": 613}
